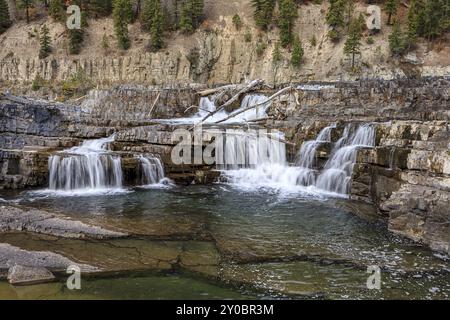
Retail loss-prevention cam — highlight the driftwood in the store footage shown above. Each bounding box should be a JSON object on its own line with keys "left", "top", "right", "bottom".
{"left": 197, "top": 84, "right": 240, "bottom": 97}
{"left": 214, "top": 85, "right": 294, "bottom": 124}
{"left": 147, "top": 91, "right": 161, "bottom": 118}
{"left": 193, "top": 79, "right": 265, "bottom": 128}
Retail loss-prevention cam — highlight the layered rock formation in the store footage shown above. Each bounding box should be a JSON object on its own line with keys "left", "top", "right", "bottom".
{"left": 0, "top": 77, "right": 449, "bottom": 255}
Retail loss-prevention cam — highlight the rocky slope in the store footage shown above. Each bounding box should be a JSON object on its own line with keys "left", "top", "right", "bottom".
{"left": 1, "top": 1, "right": 449, "bottom": 94}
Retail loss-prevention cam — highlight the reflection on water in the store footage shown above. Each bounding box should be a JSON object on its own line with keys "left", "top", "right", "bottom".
{"left": 0, "top": 185, "right": 449, "bottom": 300}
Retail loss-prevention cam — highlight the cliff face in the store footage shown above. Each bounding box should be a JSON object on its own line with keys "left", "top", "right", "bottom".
{"left": 1, "top": 1, "right": 449, "bottom": 91}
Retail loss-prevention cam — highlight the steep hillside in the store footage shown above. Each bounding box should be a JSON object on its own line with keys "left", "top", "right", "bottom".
{"left": 0, "top": 0, "right": 449, "bottom": 95}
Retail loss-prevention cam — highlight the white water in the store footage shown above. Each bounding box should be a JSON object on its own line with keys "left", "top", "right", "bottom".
{"left": 296, "top": 125, "right": 335, "bottom": 168}
{"left": 221, "top": 123, "right": 375, "bottom": 196}
{"left": 137, "top": 155, "right": 172, "bottom": 187}
{"left": 48, "top": 136, "right": 123, "bottom": 192}
{"left": 46, "top": 136, "right": 170, "bottom": 195}
{"left": 156, "top": 94, "right": 271, "bottom": 124}
{"left": 316, "top": 124, "right": 375, "bottom": 194}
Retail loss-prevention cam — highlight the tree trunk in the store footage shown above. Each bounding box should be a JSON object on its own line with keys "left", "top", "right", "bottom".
{"left": 352, "top": 53, "right": 355, "bottom": 69}
{"left": 387, "top": 13, "right": 392, "bottom": 25}
{"left": 26, "top": 7, "right": 29, "bottom": 24}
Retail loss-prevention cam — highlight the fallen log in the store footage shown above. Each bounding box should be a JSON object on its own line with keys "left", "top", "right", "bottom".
{"left": 193, "top": 79, "right": 265, "bottom": 128}
{"left": 197, "top": 84, "right": 240, "bottom": 97}
{"left": 214, "top": 85, "right": 294, "bottom": 124}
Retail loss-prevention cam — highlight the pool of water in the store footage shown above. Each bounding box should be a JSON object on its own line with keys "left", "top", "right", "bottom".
{"left": 0, "top": 185, "right": 449, "bottom": 300}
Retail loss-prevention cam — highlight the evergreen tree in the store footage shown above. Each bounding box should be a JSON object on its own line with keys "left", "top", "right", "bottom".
{"left": 48, "top": 0, "right": 64, "bottom": 22}
{"left": 172, "top": 0, "right": 180, "bottom": 28}
{"left": 384, "top": 0, "right": 398, "bottom": 25}
{"left": 389, "top": 21, "right": 404, "bottom": 56}
{"left": 421, "top": 0, "right": 448, "bottom": 41}
{"left": 272, "top": 41, "right": 282, "bottom": 64}
{"left": 149, "top": 0, "right": 164, "bottom": 51}
{"left": 405, "top": 0, "right": 419, "bottom": 49}
{"left": 343, "top": 15, "right": 363, "bottom": 68}
{"left": 344, "top": 0, "right": 355, "bottom": 29}
{"left": 178, "top": 0, "right": 203, "bottom": 33}
{"left": 141, "top": 0, "right": 157, "bottom": 32}
{"left": 0, "top": 0, "right": 11, "bottom": 34}
{"left": 232, "top": 13, "right": 242, "bottom": 30}
{"left": 279, "top": 0, "right": 298, "bottom": 47}
{"left": 180, "top": 0, "right": 193, "bottom": 33}
{"left": 91, "top": 0, "right": 113, "bottom": 17}
{"left": 252, "top": 0, "right": 275, "bottom": 30}
{"left": 39, "top": 24, "right": 51, "bottom": 59}
{"left": 20, "top": 0, "right": 33, "bottom": 24}
{"left": 291, "top": 36, "right": 303, "bottom": 67}
{"left": 191, "top": 0, "right": 203, "bottom": 27}
{"left": 113, "top": 0, "right": 133, "bottom": 49}
{"left": 326, "top": 0, "right": 345, "bottom": 41}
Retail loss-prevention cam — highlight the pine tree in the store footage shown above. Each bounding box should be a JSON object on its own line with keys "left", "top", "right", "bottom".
{"left": 180, "top": 0, "right": 193, "bottom": 33}
{"left": 343, "top": 15, "right": 363, "bottom": 68}
{"left": 172, "top": 0, "right": 180, "bottom": 28}
{"left": 178, "top": 0, "right": 203, "bottom": 33}
{"left": 252, "top": 0, "right": 275, "bottom": 30}
{"left": 389, "top": 21, "right": 404, "bottom": 56}
{"left": 326, "top": 0, "right": 345, "bottom": 41}
{"left": 39, "top": 24, "right": 51, "bottom": 59}
{"left": 113, "top": 0, "right": 133, "bottom": 49}
{"left": 384, "top": 0, "right": 398, "bottom": 25}
{"left": 149, "top": 0, "right": 164, "bottom": 51}
{"left": 20, "top": 0, "right": 33, "bottom": 24}
{"left": 48, "top": 0, "right": 64, "bottom": 22}
{"left": 232, "top": 14, "right": 242, "bottom": 30}
{"left": 191, "top": 0, "right": 203, "bottom": 28}
{"left": 0, "top": 0, "right": 11, "bottom": 34}
{"left": 272, "top": 41, "right": 282, "bottom": 64}
{"left": 405, "top": 0, "right": 419, "bottom": 49}
{"left": 91, "top": 0, "right": 113, "bottom": 17}
{"left": 291, "top": 36, "right": 304, "bottom": 67}
{"left": 421, "top": 0, "right": 448, "bottom": 41}
{"left": 141, "top": 0, "right": 157, "bottom": 32}
{"left": 344, "top": 0, "right": 355, "bottom": 28}
{"left": 279, "top": 0, "right": 298, "bottom": 47}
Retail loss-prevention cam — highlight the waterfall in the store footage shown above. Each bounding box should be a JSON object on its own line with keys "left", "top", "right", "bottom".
{"left": 137, "top": 155, "right": 166, "bottom": 185}
{"left": 297, "top": 125, "right": 335, "bottom": 168}
{"left": 219, "top": 130, "right": 318, "bottom": 189}
{"left": 315, "top": 124, "right": 375, "bottom": 194}
{"left": 49, "top": 136, "right": 123, "bottom": 191}
{"left": 216, "top": 130, "right": 286, "bottom": 170}
{"left": 220, "top": 124, "right": 375, "bottom": 196}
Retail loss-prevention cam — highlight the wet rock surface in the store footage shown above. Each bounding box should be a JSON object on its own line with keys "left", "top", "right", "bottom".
{"left": 7, "top": 265, "right": 55, "bottom": 285}
{"left": 0, "top": 242, "right": 95, "bottom": 275}
{"left": 0, "top": 205, "right": 128, "bottom": 239}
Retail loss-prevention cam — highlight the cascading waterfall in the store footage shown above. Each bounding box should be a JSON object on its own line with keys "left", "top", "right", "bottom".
{"left": 293, "top": 125, "right": 336, "bottom": 187}
{"left": 220, "top": 123, "right": 375, "bottom": 196}
{"left": 49, "top": 136, "right": 123, "bottom": 191}
{"left": 315, "top": 124, "right": 375, "bottom": 194}
{"left": 137, "top": 155, "right": 166, "bottom": 185}
{"left": 219, "top": 130, "right": 322, "bottom": 188}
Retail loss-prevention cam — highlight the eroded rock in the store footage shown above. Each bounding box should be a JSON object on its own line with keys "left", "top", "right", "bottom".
{"left": 0, "top": 205, "right": 128, "bottom": 239}
{"left": 7, "top": 265, "right": 55, "bottom": 286}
